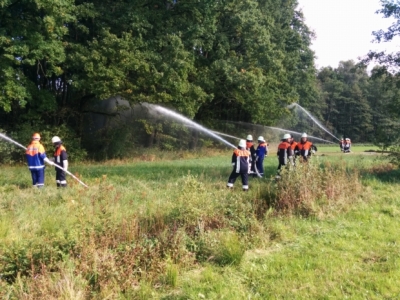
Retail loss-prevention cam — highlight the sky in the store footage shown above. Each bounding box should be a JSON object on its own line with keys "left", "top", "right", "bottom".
{"left": 297, "top": 0, "right": 399, "bottom": 69}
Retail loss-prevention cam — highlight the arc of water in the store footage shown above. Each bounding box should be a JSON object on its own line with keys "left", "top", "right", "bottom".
{"left": 291, "top": 103, "right": 340, "bottom": 141}
{"left": 0, "top": 133, "right": 89, "bottom": 188}
{"left": 266, "top": 126, "right": 335, "bottom": 144}
{"left": 211, "top": 130, "right": 241, "bottom": 140}
{"left": 146, "top": 104, "right": 237, "bottom": 149}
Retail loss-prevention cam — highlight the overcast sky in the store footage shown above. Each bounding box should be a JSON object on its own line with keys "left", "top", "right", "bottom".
{"left": 297, "top": 0, "right": 399, "bottom": 69}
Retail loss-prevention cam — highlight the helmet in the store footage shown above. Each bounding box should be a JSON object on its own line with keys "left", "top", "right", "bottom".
{"left": 283, "top": 133, "right": 291, "bottom": 140}
{"left": 345, "top": 138, "right": 350, "bottom": 141}
{"left": 32, "top": 133, "right": 41, "bottom": 140}
{"left": 52, "top": 136, "right": 61, "bottom": 143}
{"left": 238, "top": 139, "right": 246, "bottom": 148}
{"left": 246, "top": 135, "right": 253, "bottom": 141}
{"left": 301, "top": 133, "right": 308, "bottom": 138}
{"left": 257, "top": 136, "right": 265, "bottom": 142}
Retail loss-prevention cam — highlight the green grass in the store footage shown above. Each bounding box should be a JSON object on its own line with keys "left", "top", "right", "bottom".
{"left": 0, "top": 150, "right": 399, "bottom": 298}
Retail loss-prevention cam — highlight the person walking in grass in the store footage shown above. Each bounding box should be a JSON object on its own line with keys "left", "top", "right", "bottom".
{"left": 52, "top": 136, "right": 69, "bottom": 188}
{"left": 26, "top": 133, "right": 52, "bottom": 188}
{"left": 255, "top": 136, "right": 268, "bottom": 177}
{"left": 227, "top": 139, "right": 250, "bottom": 191}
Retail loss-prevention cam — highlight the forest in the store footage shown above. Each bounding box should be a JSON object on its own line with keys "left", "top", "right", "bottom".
{"left": 1, "top": 0, "right": 400, "bottom": 161}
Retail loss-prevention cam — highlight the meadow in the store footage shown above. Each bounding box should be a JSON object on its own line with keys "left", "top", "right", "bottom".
{"left": 0, "top": 145, "right": 399, "bottom": 299}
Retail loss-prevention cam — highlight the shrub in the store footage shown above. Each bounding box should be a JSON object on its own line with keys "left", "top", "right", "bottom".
{"left": 0, "top": 123, "right": 87, "bottom": 165}
{"left": 272, "top": 159, "right": 363, "bottom": 216}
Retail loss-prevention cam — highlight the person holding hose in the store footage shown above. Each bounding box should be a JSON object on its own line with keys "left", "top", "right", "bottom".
{"left": 255, "top": 136, "right": 268, "bottom": 177}
{"left": 227, "top": 139, "right": 250, "bottom": 191}
{"left": 343, "top": 138, "right": 351, "bottom": 153}
{"left": 52, "top": 136, "right": 68, "bottom": 187}
{"left": 289, "top": 134, "right": 298, "bottom": 166}
{"left": 246, "top": 135, "right": 257, "bottom": 176}
{"left": 25, "top": 133, "right": 53, "bottom": 188}
{"left": 296, "top": 133, "right": 317, "bottom": 162}
{"left": 276, "top": 133, "right": 293, "bottom": 178}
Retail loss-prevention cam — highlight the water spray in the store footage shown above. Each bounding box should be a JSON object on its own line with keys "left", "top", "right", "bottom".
{"left": 211, "top": 130, "right": 241, "bottom": 140}
{"left": 265, "top": 126, "right": 335, "bottom": 144}
{"left": 0, "top": 133, "right": 88, "bottom": 188}
{"left": 145, "top": 104, "right": 237, "bottom": 149}
{"left": 289, "top": 103, "right": 340, "bottom": 142}
{"left": 225, "top": 121, "right": 335, "bottom": 144}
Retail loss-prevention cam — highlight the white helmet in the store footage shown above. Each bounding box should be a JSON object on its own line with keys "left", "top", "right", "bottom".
{"left": 301, "top": 133, "right": 308, "bottom": 138}
{"left": 246, "top": 135, "right": 253, "bottom": 141}
{"left": 257, "top": 136, "right": 265, "bottom": 142}
{"left": 52, "top": 136, "right": 61, "bottom": 143}
{"left": 345, "top": 138, "right": 350, "bottom": 141}
{"left": 283, "top": 133, "right": 291, "bottom": 139}
{"left": 238, "top": 139, "right": 246, "bottom": 148}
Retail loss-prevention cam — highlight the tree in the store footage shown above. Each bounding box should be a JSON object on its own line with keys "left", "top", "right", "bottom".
{"left": 317, "top": 61, "right": 373, "bottom": 142}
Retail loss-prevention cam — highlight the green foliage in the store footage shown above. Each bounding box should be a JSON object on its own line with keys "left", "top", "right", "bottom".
{"left": 0, "top": 124, "right": 87, "bottom": 164}
{"left": 0, "top": 0, "right": 318, "bottom": 155}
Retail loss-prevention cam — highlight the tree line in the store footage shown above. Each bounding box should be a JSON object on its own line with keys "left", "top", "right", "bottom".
{"left": 0, "top": 0, "right": 400, "bottom": 161}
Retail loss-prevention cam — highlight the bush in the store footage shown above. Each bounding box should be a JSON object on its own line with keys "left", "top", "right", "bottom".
{"left": 0, "top": 123, "right": 87, "bottom": 165}
{"left": 272, "top": 159, "right": 363, "bottom": 216}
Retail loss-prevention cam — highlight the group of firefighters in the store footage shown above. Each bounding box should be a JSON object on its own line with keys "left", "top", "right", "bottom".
{"left": 227, "top": 133, "right": 318, "bottom": 191}
{"left": 25, "top": 133, "right": 68, "bottom": 188}
{"left": 24, "top": 130, "right": 351, "bottom": 190}
{"left": 339, "top": 138, "right": 351, "bottom": 153}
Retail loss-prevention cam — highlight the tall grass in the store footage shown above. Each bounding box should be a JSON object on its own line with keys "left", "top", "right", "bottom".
{"left": 0, "top": 152, "right": 397, "bottom": 298}
{"left": 271, "top": 159, "right": 363, "bottom": 216}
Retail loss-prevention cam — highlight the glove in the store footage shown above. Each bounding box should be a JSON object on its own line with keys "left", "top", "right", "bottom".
{"left": 44, "top": 157, "right": 54, "bottom": 166}
{"left": 311, "top": 150, "right": 315, "bottom": 154}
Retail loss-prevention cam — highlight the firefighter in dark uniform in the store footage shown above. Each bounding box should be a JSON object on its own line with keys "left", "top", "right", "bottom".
{"left": 52, "top": 136, "right": 69, "bottom": 187}
{"left": 296, "top": 133, "right": 317, "bottom": 162}
{"left": 246, "top": 134, "right": 257, "bottom": 176}
{"left": 289, "top": 134, "right": 298, "bottom": 166}
{"left": 255, "top": 136, "right": 268, "bottom": 177}
{"left": 277, "top": 133, "right": 293, "bottom": 177}
{"left": 339, "top": 138, "right": 344, "bottom": 152}
{"left": 343, "top": 138, "right": 351, "bottom": 153}
{"left": 227, "top": 139, "right": 250, "bottom": 191}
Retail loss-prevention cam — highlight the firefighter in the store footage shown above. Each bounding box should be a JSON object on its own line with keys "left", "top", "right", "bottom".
{"left": 277, "top": 133, "right": 293, "bottom": 176}
{"left": 289, "top": 134, "right": 298, "bottom": 166}
{"left": 227, "top": 139, "right": 250, "bottom": 191}
{"left": 52, "top": 136, "right": 69, "bottom": 187}
{"left": 339, "top": 138, "right": 344, "bottom": 152}
{"left": 296, "top": 133, "right": 317, "bottom": 162}
{"left": 25, "top": 133, "right": 52, "bottom": 188}
{"left": 255, "top": 136, "right": 268, "bottom": 177}
{"left": 343, "top": 138, "right": 351, "bottom": 153}
{"left": 246, "top": 134, "right": 257, "bottom": 175}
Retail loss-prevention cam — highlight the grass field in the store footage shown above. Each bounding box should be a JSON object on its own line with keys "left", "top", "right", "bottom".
{"left": 0, "top": 146, "right": 399, "bottom": 299}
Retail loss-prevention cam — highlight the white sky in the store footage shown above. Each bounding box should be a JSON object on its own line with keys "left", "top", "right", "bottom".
{"left": 297, "top": 0, "right": 399, "bottom": 69}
